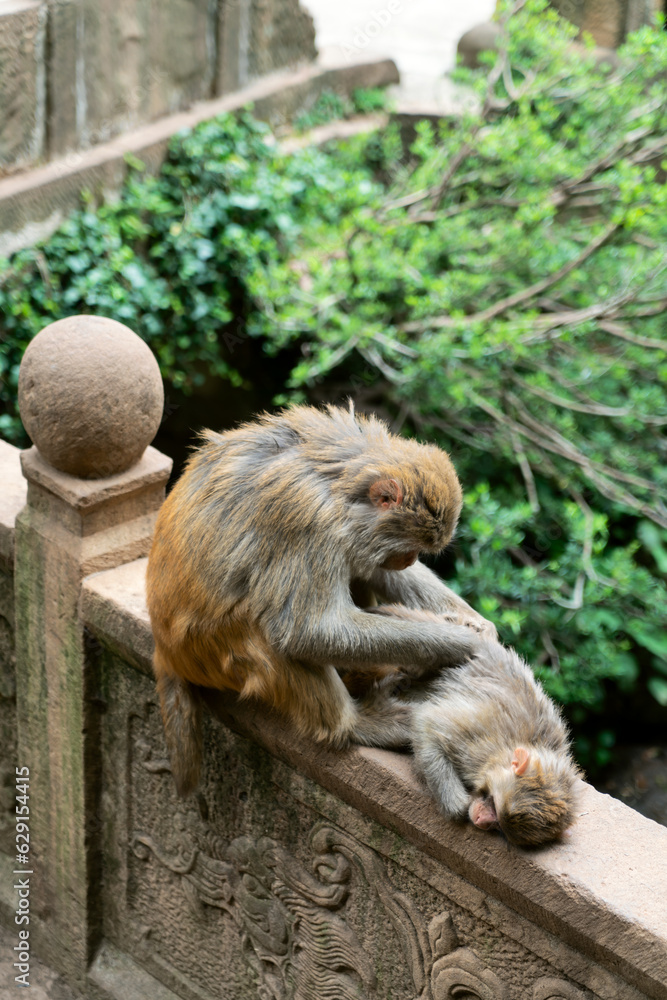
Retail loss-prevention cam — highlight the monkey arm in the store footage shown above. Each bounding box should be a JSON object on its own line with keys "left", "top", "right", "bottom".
{"left": 413, "top": 741, "right": 471, "bottom": 820}
{"left": 368, "top": 561, "right": 497, "bottom": 639}
{"left": 273, "top": 603, "right": 480, "bottom": 674}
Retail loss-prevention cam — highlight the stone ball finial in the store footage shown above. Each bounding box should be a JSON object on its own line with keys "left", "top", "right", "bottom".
{"left": 456, "top": 21, "right": 501, "bottom": 70}
{"left": 18, "top": 315, "right": 164, "bottom": 479}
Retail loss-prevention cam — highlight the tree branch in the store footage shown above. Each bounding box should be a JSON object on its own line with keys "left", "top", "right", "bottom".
{"left": 400, "top": 221, "right": 620, "bottom": 334}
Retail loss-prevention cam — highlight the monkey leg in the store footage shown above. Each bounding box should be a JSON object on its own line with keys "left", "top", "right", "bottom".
{"left": 154, "top": 652, "right": 203, "bottom": 797}
{"left": 351, "top": 690, "right": 413, "bottom": 749}
{"left": 246, "top": 657, "right": 412, "bottom": 750}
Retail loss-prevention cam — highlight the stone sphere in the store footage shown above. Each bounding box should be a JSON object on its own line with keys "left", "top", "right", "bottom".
{"left": 456, "top": 21, "right": 501, "bottom": 69}
{"left": 18, "top": 315, "right": 164, "bottom": 478}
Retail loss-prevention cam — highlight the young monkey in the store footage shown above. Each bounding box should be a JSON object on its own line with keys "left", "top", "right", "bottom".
{"left": 146, "top": 404, "right": 496, "bottom": 795}
{"left": 361, "top": 607, "right": 581, "bottom": 847}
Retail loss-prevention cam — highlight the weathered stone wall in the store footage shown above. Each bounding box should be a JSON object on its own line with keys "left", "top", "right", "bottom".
{"left": 0, "top": 0, "right": 316, "bottom": 175}
{"left": 82, "top": 645, "right": 658, "bottom": 1000}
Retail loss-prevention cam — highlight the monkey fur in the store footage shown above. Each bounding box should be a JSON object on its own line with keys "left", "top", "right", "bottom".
{"left": 360, "top": 605, "right": 581, "bottom": 846}
{"left": 389, "top": 607, "right": 582, "bottom": 847}
{"left": 146, "top": 404, "right": 496, "bottom": 795}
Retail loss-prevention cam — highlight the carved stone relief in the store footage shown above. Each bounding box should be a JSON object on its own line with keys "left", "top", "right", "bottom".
{"left": 533, "top": 980, "right": 588, "bottom": 1000}
{"left": 96, "top": 664, "right": 605, "bottom": 1000}
{"left": 132, "top": 818, "right": 593, "bottom": 1000}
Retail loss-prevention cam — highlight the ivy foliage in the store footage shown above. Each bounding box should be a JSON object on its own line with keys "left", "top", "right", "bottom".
{"left": 1, "top": 1, "right": 667, "bottom": 764}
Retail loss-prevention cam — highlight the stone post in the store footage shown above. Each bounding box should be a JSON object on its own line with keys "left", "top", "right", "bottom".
{"left": 14, "top": 315, "right": 171, "bottom": 987}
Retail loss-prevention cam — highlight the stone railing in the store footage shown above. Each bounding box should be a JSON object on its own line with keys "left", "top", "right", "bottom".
{"left": 0, "top": 316, "right": 666, "bottom": 1000}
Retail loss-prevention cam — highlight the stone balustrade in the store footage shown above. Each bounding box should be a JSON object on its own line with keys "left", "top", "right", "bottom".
{"left": 0, "top": 316, "right": 666, "bottom": 1000}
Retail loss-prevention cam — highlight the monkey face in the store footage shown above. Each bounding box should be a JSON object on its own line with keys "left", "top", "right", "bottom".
{"left": 492, "top": 760, "right": 577, "bottom": 847}
{"left": 366, "top": 463, "right": 462, "bottom": 567}
{"left": 469, "top": 794, "right": 499, "bottom": 831}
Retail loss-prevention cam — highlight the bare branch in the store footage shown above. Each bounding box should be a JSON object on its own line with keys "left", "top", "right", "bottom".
{"left": 568, "top": 488, "right": 617, "bottom": 589}
{"left": 506, "top": 391, "right": 662, "bottom": 496}
{"left": 401, "top": 221, "right": 620, "bottom": 334}
{"left": 510, "top": 428, "right": 540, "bottom": 513}
{"left": 597, "top": 319, "right": 667, "bottom": 352}
{"left": 370, "top": 332, "right": 418, "bottom": 358}
{"left": 510, "top": 373, "right": 631, "bottom": 417}
{"left": 514, "top": 358, "right": 667, "bottom": 426}
{"left": 357, "top": 345, "right": 408, "bottom": 384}
{"left": 468, "top": 389, "right": 667, "bottom": 527}
{"left": 541, "top": 630, "right": 561, "bottom": 672}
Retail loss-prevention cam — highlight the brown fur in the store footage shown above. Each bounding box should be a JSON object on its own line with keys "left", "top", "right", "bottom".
{"left": 146, "top": 404, "right": 495, "bottom": 795}
{"left": 373, "top": 606, "right": 581, "bottom": 846}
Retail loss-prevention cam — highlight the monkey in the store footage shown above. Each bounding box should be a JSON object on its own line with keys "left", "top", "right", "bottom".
{"left": 357, "top": 606, "right": 581, "bottom": 847}
{"left": 145, "top": 403, "right": 497, "bottom": 796}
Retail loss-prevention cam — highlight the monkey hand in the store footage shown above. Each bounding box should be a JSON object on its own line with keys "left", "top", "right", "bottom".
{"left": 437, "top": 781, "right": 472, "bottom": 821}
{"left": 440, "top": 607, "right": 497, "bottom": 642}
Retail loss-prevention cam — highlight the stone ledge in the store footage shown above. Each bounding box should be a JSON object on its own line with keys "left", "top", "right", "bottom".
{"left": 81, "top": 558, "right": 667, "bottom": 1000}
{"left": 0, "top": 438, "right": 27, "bottom": 568}
{"left": 21, "top": 445, "right": 172, "bottom": 513}
{"left": 0, "top": 56, "right": 400, "bottom": 258}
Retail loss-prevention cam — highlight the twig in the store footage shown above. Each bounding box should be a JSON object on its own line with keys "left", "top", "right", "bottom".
{"left": 370, "top": 332, "right": 418, "bottom": 358}
{"left": 510, "top": 373, "right": 631, "bottom": 418}
{"left": 405, "top": 406, "right": 495, "bottom": 452}
{"left": 506, "top": 391, "right": 662, "bottom": 496}
{"left": 358, "top": 345, "right": 408, "bottom": 384}
{"left": 541, "top": 630, "right": 561, "bottom": 672}
{"left": 515, "top": 357, "right": 667, "bottom": 425}
{"left": 568, "top": 487, "right": 616, "bottom": 588}
{"left": 597, "top": 319, "right": 667, "bottom": 352}
{"left": 620, "top": 296, "right": 667, "bottom": 318}
{"left": 509, "top": 428, "right": 540, "bottom": 513}
{"left": 468, "top": 389, "right": 667, "bottom": 527}
{"left": 315, "top": 335, "right": 361, "bottom": 375}
{"left": 384, "top": 189, "right": 431, "bottom": 212}
{"left": 552, "top": 572, "right": 586, "bottom": 610}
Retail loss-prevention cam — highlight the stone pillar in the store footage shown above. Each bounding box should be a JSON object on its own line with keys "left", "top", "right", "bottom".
{"left": 14, "top": 315, "right": 171, "bottom": 986}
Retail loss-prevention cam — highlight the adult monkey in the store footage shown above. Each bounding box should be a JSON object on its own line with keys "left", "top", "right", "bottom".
{"left": 146, "top": 404, "right": 495, "bottom": 794}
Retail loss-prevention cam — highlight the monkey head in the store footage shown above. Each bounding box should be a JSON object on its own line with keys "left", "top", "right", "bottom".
{"left": 470, "top": 746, "right": 580, "bottom": 847}
{"left": 347, "top": 438, "right": 463, "bottom": 572}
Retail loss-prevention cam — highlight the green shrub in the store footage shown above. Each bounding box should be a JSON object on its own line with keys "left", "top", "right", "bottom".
{"left": 2, "top": 0, "right": 667, "bottom": 766}
{"left": 0, "top": 111, "right": 384, "bottom": 438}
{"left": 293, "top": 86, "right": 390, "bottom": 132}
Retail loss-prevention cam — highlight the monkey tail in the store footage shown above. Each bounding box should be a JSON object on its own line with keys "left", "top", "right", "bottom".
{"left": 155, "top": 657, "right": 203, "bottom": 797}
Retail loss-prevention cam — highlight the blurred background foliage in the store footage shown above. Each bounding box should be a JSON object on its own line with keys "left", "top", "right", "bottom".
{"left": 1, "top": 0, "right": 667, "bottom": 768}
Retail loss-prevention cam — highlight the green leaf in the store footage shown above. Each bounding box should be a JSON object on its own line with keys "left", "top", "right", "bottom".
{"left": 648, "top": 677, "right": 667, "bottom": 706}
{"left": 626, "top": 621, "right": 667, "bottom": 660}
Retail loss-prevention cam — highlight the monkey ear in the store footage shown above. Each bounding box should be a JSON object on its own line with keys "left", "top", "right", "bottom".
{"left": 369, "top": 478, "right": 403, "bottom": 509}
{"left": 511, "top": 747, "right": 530, "bottom": 776}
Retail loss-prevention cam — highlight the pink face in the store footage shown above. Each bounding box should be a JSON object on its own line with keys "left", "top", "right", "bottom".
{"left": 469, "top": 795, "right": 499, "bottom": 831}
{"left": 468, "top": 750, "right": 531, "bottom": 836}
